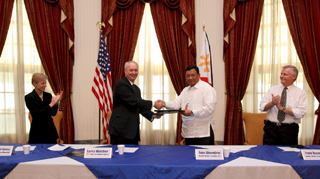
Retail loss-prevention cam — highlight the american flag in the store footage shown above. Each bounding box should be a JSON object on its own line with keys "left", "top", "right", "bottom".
{"left": 92, "top": 31, "right": 113, "bottom": 140}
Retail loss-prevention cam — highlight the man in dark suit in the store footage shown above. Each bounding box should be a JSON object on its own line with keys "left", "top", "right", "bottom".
{"left": 108, "top": 61, "right": 162, "bottom": 145}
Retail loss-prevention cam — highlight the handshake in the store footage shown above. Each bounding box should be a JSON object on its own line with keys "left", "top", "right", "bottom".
{"left": 154, "top": 100, "right": 165, "bottom": 110}
{"left": 152, "top": 100, "right": 165, "bottom": 119}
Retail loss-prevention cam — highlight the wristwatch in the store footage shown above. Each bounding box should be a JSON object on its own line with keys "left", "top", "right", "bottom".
{"left": 191, "top": 111, "right": 194, "bottom": 116}
{"left": 281, "top": 108, "right": 286, "bottom": 112}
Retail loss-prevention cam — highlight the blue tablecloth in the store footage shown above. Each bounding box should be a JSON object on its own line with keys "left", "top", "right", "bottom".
{"left": 71, "top": 145, "right": 234, "bottom": 179}
{"left": 238, "top": 145, "right": 320, "bottom": 179}
{"left": 1, "top": 144, "right": 320, "bottom": 179}
{"left": 0, "top": 143, "right": 73, "bottom": 178}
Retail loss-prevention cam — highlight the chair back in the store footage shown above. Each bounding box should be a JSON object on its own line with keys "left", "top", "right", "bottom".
{"left": 53, "top": 111, "right": 63, "bottom": 137}
{"left": 100, "top": 111, "right": 112, "bottom": 144}
{"left": 242, "top": 112, "right": 267, "bottom": 145}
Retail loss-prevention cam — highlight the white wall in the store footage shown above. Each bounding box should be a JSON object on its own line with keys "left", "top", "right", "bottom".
{"left": 195, "top": 0, "right": 225, "bottom": 142}
{"left": 73, "top": 0, "right": 225, "bottom": 142}
{"left": 73, "top": 0, "right": 101, "bottom": 140}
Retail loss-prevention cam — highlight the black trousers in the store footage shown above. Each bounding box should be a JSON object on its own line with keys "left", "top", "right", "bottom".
{"left": 185, "top": 125, "right": 215, "bottom": 145}
{"left": 263, "top": 120, "right": 299, "bottom": 145}
{"left": 110, "top": 133, "right": 139, "bottom": 145}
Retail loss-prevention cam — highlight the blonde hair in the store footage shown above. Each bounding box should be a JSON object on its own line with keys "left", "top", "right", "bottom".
{"left": 32, "top": 73, "right": 47, "bottom": 85}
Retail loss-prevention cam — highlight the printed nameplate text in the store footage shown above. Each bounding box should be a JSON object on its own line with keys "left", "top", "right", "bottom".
{"left": 301, "top": 150, "right": 320, "bottom": 160}
{"left": 84, "top": 148, "right": 112, "bottom": 158}
{"left": 0, "top": 146, "right": 13, "bottom": 156}
{"left": 195, "top": 149, "right": 224, "bottom": 160}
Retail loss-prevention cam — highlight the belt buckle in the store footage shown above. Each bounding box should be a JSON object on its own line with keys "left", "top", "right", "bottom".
{"left": 277, "top": 122, "right": 281, "bottom": 126}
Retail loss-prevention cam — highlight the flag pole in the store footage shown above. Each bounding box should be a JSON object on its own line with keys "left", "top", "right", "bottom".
{"left": 203, "top": 21, "right": 213, "bottom": 87}
{"left": 99, "top": 109, "right": 101, "bottom": 144}
{"left": 96, "top": 21, "right": 105, "bottom": 144}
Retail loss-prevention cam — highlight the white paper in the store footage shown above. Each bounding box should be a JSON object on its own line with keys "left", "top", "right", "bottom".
{"left": 300, "top": 149, "right": 320, "bottom": 160}
{"left": 48, "top": 144, "right": 69, "bottom": 151}
{"left": 15, "top": 146, "right": 37, "bottom": 151}
{"left": 84, "top": 148, "right": 112, "bottom": 158}
{"left": 278, "top": 147, "right": 301, "bottom": 152}
{"left": 195, "top": 149, "right": 224, "bottom": 160}
{"left": 0, "top": 146, "right": 14, "bottom": 156}
{"left": 116, "top": 147, "right": 139, "bottom": 153}
{"left": 64, "top": 144, "right": 101, "bottom": 150}
{"left": 194, "top": 145, "right": 255, "bottom": 153}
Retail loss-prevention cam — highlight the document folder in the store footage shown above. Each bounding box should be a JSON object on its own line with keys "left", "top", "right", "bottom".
{"left": 154, "top": 110, "right": 185, "bottom": 114}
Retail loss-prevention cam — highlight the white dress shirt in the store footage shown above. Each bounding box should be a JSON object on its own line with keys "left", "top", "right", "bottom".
{"left": 165, "top": 80, "right": 217, "bottom": 138}
{"left": 259, "top": 84, "right": 308, "bottom": 124}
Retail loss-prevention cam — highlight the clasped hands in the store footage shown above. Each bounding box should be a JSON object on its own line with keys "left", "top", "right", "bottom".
{"left": 49, "top": 91, "right": 64, "bottom": 108}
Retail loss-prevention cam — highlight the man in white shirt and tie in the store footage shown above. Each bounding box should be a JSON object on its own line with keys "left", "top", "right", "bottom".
{"left": 260, "top": 65, "right": 308, "bottom": 145}
{"left": 157, "top": 65, "right": 217, "bottom": 145}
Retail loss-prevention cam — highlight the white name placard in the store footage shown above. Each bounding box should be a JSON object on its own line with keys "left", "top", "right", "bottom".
{"left": 0, "top": 146, "right": 14, "bottom": 156}
{"left": 195, "top": 149, "right": 224, "bottom": 160}
{"left": 84, "top": 148, "right": 112, "bottom": 158}
{"left": 301, "top": 150, "right": 320, "bottom": 160}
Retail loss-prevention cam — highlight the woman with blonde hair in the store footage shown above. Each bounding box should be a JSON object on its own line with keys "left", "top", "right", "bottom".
{"left": 25, "top": 73, "right": 63, "bottom": 144}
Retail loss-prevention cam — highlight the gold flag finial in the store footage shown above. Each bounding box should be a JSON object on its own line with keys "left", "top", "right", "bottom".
{"left": 203, "top": 21, "right": 205, "bottom": 31}
{"left": 96, "top": 21, "right": 105, "bottom": 30}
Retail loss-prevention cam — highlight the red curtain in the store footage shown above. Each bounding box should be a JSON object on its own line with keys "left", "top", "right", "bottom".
{"left": 59, "top": 0, "right": 75, "bottom": 59}
{"left": 24, "top": 0, "right": 75, "bottom": 144}
{"left": 150, "top": 0, "right": 196, "bottom": 144}
{"left": 223, "top": 0, "right": 264, "bottom": 145}
{"left": 0, "top": 0, "right": 14, "bottom": 56}
{"left": 102, "top": 0, "right": 117, "bottom": 39}
{"left": 282, "top": 0, "right": 320, "bottom": 144}
{"left": 102, "top": 0, "right": 145, "bottom": 89}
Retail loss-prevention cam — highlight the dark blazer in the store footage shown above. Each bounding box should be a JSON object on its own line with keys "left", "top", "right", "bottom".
{"left": 25, "top": 90, "right": 59, "bottom": 144}
{"left": 108, "top": 77, "right": 154, "bottom": 140}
